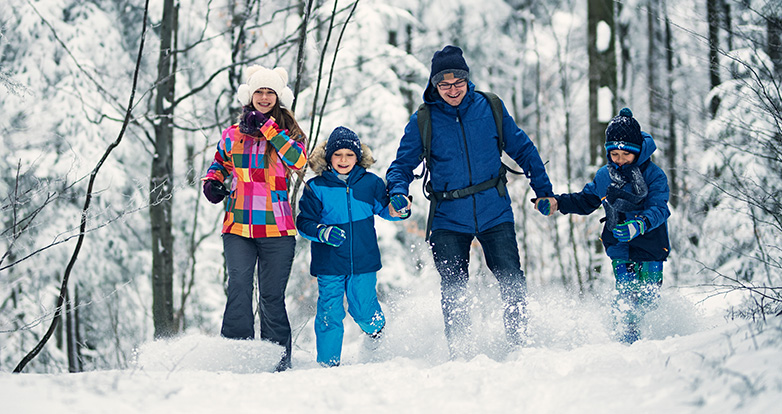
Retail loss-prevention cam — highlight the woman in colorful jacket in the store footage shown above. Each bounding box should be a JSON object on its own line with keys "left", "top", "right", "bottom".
{"left": 297, "top": 127, "right": 404, "bottom": 367}
{"left": 202, "top": 65, "right": 307, "bottom": 371}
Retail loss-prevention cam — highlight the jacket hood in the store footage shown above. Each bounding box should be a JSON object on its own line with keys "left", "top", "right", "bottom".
{"left": 308, "top": 140, "right": 376, "bottom": 175}
{"left": 608, "top": 131, "right": 657, "bottom": 168}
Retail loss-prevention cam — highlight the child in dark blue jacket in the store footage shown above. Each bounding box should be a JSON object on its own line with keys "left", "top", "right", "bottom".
{"left": 297, "top": 127, "right": 406, "bottom": 366}
{"left": 541, "top": 108, "right": 670, "bottom": 344}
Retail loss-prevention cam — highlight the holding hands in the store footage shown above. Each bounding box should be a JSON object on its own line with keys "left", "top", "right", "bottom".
{"left": 317, "top": 225, "right": 346, "bottom": 247}
{"left": 389, "top": 194, "right": 411, "bottom": 218}
{"left": 532, "top": 197, "right": 557, "bottom": 217}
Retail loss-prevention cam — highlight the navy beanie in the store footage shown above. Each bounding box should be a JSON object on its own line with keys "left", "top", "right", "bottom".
{"left": 430, "top": 45, "right": 470, "bottom": 87}
{"left": 325, "top": 126, "right": 362, "bottom": 162}
{"left": 605, "top": 108, "right": 643, "bottom": 155}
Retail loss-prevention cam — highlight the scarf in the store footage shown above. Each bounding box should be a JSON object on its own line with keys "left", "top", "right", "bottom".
{"left": 603, "top": 164, "right": 648, "bottom": 231}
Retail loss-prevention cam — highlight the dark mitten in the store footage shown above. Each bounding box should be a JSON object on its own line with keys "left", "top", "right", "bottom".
{"left": 203, "top": 180, "right": 230, "bottom": 204}
{"left": 240, "top": 110, "right": 269, "bottom": 136}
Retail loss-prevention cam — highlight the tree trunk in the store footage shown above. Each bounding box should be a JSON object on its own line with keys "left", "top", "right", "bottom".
{"left": 150, "top": 0, "right": 177, "bottom": 339}
{"left": 587, "top": 0, "right": 616, "bottom": 166}
{"left": 665, "top": 12, "right": 679, "bottom": 208}
{"left": 66, "top": 285, "right": 82, "bottom": 372}
{"left": 647, "top": 0, "right": 664, "bottom": 141}
{"left": 587, "top": 0, "right": 616, "bottom": 285}
{"left": 707, "top": 0, "right": 721, "bottom": 116}
{"left": 768, "top": 14, "right": 782, "bottom": 76}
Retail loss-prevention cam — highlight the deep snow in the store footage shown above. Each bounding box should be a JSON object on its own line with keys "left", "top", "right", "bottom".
{"left": 2, "top": 285, "right": 781, "bottom": 414}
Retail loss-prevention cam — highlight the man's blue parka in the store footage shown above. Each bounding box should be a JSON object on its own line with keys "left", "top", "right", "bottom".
{"left": 385, "top": 81, "right": 554, "bottom": 234}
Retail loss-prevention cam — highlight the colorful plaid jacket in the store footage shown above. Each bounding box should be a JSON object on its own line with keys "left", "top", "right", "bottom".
{"left": 204, "top": 119, "right": 307, "bottom": 238}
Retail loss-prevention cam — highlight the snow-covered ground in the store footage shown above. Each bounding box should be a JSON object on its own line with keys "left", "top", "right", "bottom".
{"left": 2, "top": 285, "right": 781, "bottom": 413}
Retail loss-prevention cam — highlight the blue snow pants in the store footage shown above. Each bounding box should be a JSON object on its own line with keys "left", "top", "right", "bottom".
{"left": 221, "top": 233, "right": 295, "bottom": 370}
{"left": 612, "top": 260, "right": 663, "bottom": 344}
{"left": 315, "top": 272, "right": 386, "bottom": 366}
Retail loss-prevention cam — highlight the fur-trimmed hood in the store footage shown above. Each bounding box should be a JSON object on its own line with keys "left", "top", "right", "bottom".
{"left": 308, "top": 141, "right": 376, "bottom": 175}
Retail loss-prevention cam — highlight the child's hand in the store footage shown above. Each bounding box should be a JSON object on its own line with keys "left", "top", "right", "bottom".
{"left": 389, "top": 194, "right": 411, "bottom": 218}
{"left": 317, "top": 225, "right": 346, "bottom": 247}
{"left": 612, "top": 219, "right": 646, "bottom": 242}
{"left": 533, "top": 197, "right": 557, "bottom": 216}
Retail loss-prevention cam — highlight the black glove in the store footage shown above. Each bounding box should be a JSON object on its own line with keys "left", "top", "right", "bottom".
{"left": 203, "top": 180, "right": 230, "bottom": 204}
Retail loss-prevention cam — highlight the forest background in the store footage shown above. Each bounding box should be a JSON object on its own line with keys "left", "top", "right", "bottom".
{"left": 1, "top": 0, "right": 780, "bottom": 373}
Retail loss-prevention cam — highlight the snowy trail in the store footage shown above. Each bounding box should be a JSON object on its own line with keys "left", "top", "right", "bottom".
{"left": 2, "top": 287, "right": 781, "bottom": 413}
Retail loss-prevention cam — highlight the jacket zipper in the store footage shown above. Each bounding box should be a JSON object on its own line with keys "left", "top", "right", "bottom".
{"left": 457, "top": 110, "right": 479, "bottom": 233}
{"left": 346, "top": 183, "right": 354, "bottom": 276}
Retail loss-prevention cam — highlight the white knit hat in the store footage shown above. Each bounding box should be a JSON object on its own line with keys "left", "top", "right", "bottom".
{"left": 236, "top": 65, "right": 295, "bottom": 108}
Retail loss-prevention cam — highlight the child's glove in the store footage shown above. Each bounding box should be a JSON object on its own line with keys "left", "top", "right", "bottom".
{"left": 203, "top": 180, "right": 230, "bottom": 204}
{"left": 390, "top": 194, "right": 410, "bottom": 214}
{"left": 317, "top": 225, "right": 346, "bottom": 247}
{"left": 531, "top": 197, "right": 556, "bottom": 216}
{"left": 612, "top": 219, "right": 646, "bottom": 242}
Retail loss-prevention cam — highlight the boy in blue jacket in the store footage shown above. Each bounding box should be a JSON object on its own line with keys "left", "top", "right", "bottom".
{"left": 540, "top": 108, "right": 670, "bottom": 344}
{"left": 297, "top": 126, "right": 406, "bottom": 366}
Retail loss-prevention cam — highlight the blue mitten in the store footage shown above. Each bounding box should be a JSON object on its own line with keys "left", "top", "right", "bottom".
{"left": 390, "top": 194, "right": 410, "bottom": 213}
{"left": 317, "top": 225, "right": 346, "bottom": 247}
{"left": 536, "top": 198, "right": 551, "bottom": 216}
{"left": 612, "top": 219, "right": 646, "bottom": 242}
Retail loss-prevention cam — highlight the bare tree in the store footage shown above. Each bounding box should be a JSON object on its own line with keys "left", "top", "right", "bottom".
{"left": 13, "top": 0, "right": 152, "bottom": 373}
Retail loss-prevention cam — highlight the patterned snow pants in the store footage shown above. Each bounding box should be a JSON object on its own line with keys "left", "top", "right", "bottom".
{"left": 611, "top": 260, "right": 663, "bottom": 344}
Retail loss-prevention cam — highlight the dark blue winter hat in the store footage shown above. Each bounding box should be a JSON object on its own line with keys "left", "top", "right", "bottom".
{"left": 325, "top": 126, "right": 362, "bottom": 161}
{"left": 605, "top": 108, "right": 643, "bottom": 155}
{"left": 430, "top": 45, "right": 470, "bottom": 87}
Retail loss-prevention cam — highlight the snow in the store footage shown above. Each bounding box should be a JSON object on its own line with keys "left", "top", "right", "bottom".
{"left": 3, "top": 286, "right": 781, "bottom": 413}
{"left": 596, "top": 20, "right": 611, "bottom": 53}
{"left": 598, "top": 86, "right": 614, "bottom": 122}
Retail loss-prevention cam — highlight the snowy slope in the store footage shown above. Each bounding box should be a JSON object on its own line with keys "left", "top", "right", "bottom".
{"left": 2, "top": 287, "right": 781, "bottom": 414}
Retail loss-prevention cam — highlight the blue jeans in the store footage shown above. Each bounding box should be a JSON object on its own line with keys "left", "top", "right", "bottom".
{"left": 221, "top": 234, "right": 295, "bottom": 370}
{"left": 315, "top": 272, "right": 385, "bottom": 366}
{"left": 429, "top": 222, "right": 527, "bottom": 353}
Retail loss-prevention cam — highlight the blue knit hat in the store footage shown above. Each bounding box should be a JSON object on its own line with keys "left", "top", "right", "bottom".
{"left": 430, "top": 45, "right": 470, "bottom": 87}
{"left": 325, "top": 126, "right": 362, "bottom": 162}
{"left": 605, "top": 108, "right": 643, "bottom": 155}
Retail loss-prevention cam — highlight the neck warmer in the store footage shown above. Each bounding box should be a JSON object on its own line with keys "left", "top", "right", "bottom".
{"left": 603, "top": 164, "right": 648, "bottom": 231}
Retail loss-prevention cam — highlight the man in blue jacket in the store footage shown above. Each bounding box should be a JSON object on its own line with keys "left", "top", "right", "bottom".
{"left": 386, "top": 45, "right": 555, "bottom": 358}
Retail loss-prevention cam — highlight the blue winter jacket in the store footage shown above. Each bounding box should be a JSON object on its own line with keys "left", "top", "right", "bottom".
{"left": 297, "top": 162, "right": 397, "bottom": 276}
{"left": 386, "top": 81, "right": 554, "bottom": 234}
{"left": 555, "top": 132, "right": 671, "bottom": 261}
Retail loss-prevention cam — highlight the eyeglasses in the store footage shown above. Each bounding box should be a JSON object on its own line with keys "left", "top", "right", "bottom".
{"left": 436, "top": 79, "right": 467, "bottom": 91}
